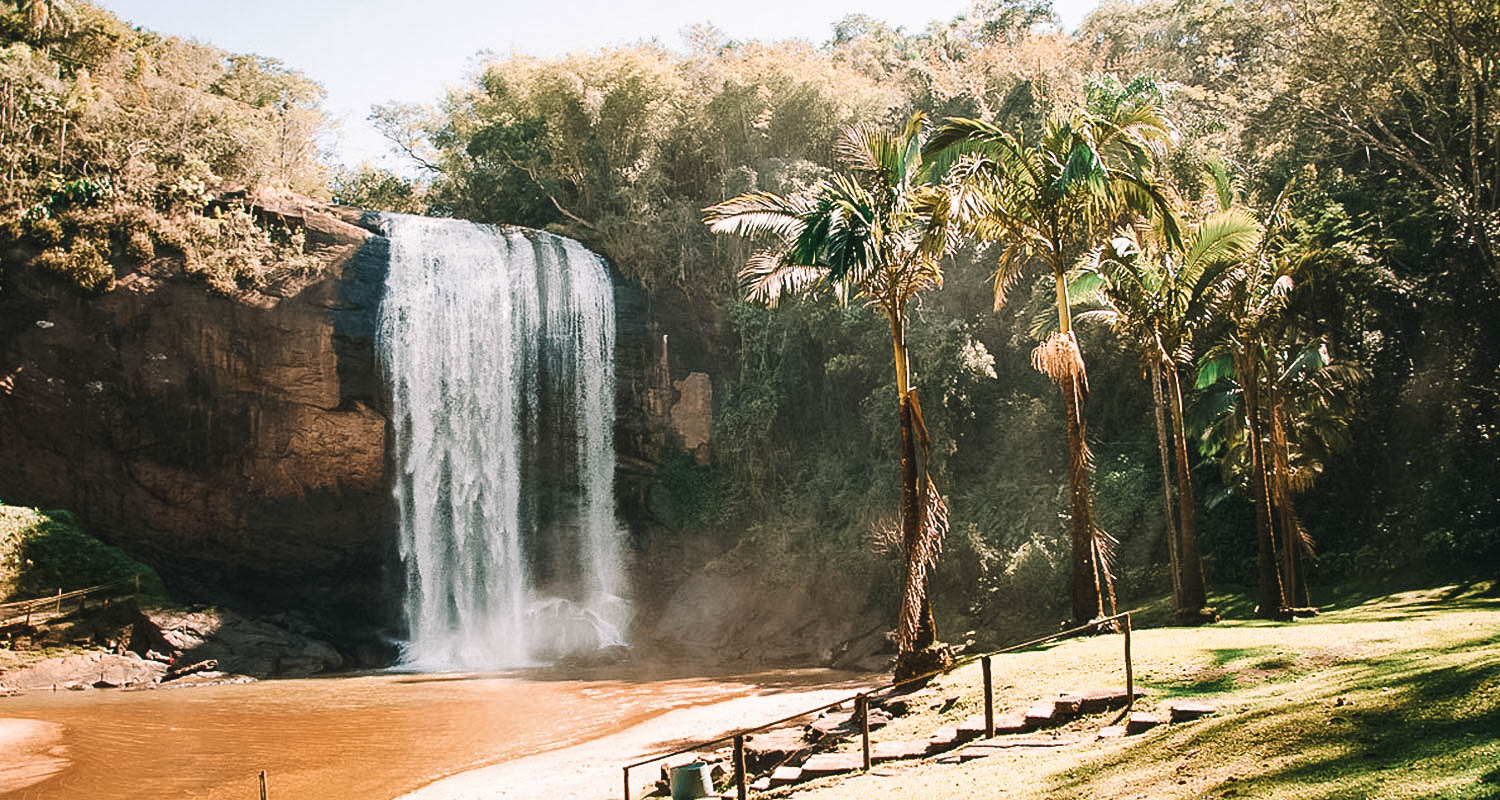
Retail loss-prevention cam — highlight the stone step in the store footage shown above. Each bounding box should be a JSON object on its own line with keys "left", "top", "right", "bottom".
{"left": 1169, "top": 701, "right": 1218, "bottom": 722}
{"left": 1024, "top": 702, "right": 1059, "bottom": 727}
{"left": 1126, "top": 712, "right": 1163, "bottom": 734}
{"left": 871, "top": 740, "right": 930, "bottom": 762}
{"left": 1055, "top": 688, "right": 1142, "bottom": 715}
{"left": 799, "top": 752, "right": 865, "bottom": 778}
{"left": 768, "top": 766, "right": 803, "bottom": 787}
{"left": 742, "top": 726, "right": 812, "bottom": 772}
{"left": 957, "top": 713, "right": 1029, "bottom": 737}
{"left": 1097, "top": 725, "right": 1127, "bottom": 739}
{"left": 926, "top": 726, "right": 963, "bottom": 754}
{"left": 749, "top": 777, "right": 772, "bottom": 791}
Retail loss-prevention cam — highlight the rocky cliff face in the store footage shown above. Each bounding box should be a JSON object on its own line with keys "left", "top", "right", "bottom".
{"left": 0, "top": 202, "right": 397, "bottom": 649}
{"left": 0, "top": 199, "right": 717, "bottom": 658}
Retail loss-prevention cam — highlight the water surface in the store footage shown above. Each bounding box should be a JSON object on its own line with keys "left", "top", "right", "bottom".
{"left": 0, "top": 668, "right": 862, "bottom": 799}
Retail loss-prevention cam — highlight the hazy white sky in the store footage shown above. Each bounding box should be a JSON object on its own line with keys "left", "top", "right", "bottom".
{"left": 97, "top": 0, "right": 1103, "bottom": 168}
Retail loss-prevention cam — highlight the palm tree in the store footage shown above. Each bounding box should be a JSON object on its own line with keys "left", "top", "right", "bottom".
{"left": 704, "top": 112, "right": 960, "bottom": 680}
{"left": 1194, "top": 180, "right": 1363, "bottom": 617}
{"left": 925, "top": 76, "right": 1179, "bottom": 624}
{"left": 1067, "top": 195, "right": 1259, "bottom": 623}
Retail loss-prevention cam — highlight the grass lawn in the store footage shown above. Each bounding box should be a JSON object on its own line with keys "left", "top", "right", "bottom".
{"left": 781, "top": 583, "right": 1500, "bottom": 800}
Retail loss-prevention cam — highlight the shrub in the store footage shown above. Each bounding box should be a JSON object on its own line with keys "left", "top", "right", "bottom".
{"left": 35, "top": 237, "right": 113, "bottom": 291}
{"left": 123, "top": 228, "right": 154, "bottom": 261}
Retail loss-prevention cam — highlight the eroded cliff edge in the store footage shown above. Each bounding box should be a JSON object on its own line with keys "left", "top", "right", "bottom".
{"left": 0, "top": 201, "right": 401, "bottom": 649}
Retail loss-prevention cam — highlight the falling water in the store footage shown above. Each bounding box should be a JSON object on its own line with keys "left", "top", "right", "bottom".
{"left": 376, "top": 214, "right": 628, "bottom": 669}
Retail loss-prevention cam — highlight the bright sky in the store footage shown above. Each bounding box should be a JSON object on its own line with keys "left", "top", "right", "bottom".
{"left": 97, "top": 0, "right": 1103, "bottom": 169}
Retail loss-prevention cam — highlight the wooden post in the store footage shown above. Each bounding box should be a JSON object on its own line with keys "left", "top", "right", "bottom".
{"left": 259, "top": 770, "right": 268, "bottom": 800}
{"left": 734, "top": 734, "right": 748, "bottom": 800}
{"left": 54, "top": 588, "right": 62, "bottom": 613}
{"left": 1124, "top": 613, "right": 1134, "bottom": 713}
{"left": 858, "top": 694, "right": 871, "bottom": 772}
{"left": 621, "top": 766, "right": 630, "bottom": 800}
{"left": 982, "top": 655, "right": 995, "bottom": 738}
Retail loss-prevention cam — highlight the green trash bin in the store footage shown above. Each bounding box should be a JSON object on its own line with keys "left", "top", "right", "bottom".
{"left": 670, "top": 762, "right": 714, "bottom": 800}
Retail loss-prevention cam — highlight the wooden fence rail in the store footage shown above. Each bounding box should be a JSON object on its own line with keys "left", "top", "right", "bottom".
{"left": 0, "top": 574, "right": 143, "bottom": 625}
{"left": 621, "top": 610, "right": 1135, "bottom": 800}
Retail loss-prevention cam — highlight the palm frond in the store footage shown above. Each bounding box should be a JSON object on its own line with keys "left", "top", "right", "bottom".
{"left": 703, "top": 191, "right": 812, "bottom": 238}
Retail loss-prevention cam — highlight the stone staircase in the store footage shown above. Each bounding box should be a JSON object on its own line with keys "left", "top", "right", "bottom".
{"left": 655, "top": 688, "right": 1220, "bottom": 797}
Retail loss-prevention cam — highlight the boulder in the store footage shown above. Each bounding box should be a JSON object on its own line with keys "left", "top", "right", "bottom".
{"left": 130, "top": 606, "right": 342, "bottom": 677}
{"left": 0, "top": 651, "right": 166, "bottom": 691}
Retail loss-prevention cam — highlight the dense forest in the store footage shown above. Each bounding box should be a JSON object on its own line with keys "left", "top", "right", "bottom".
{"left": 4, "top": 0, "right": 1497, "bottom": 642}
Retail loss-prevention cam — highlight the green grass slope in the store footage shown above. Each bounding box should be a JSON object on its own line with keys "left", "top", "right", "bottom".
{"left": 786, "top": 584, "right": 1500, "bottom": 800}
{"left": 0, "top": 505, "right": 165, "bottom": 601}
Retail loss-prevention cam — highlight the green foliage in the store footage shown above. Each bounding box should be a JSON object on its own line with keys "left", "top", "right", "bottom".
{"left": 331, "top": 165, "right": 425, "bottom": 214}
{"left": 0, "top": 504, "right": 165, "bottom": 599}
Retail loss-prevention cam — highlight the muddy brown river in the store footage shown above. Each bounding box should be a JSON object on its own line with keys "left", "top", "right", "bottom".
{"left": 0, "top": 669, "right": 872, "bottom": 800}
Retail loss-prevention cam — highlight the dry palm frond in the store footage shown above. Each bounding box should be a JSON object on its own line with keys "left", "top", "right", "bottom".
{"left": 1031, "top": 331, "right": 1086, "bottom": 385}
{"left": 739, "top": 251, "right": 828, "bottom": 307}
{"left": 894, "top": 388, "right": 950, "bottom": 652}
{"left": 1091, "top": 525, "right": 1120, "bottom": 618}
{"left": 867, "top": 513, "right": 902, "bottom": 556}
{"left": 896, "top": 475, "right": 950, "bottom": 651}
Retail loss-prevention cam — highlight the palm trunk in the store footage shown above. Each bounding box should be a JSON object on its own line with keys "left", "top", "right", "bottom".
{"left": 1270, "top": 399, "right": 1311, "bottom": 608}
{"left": 1055, "top": 270, "right": 1109, "bottom": 624}
{"left": 1235, "top": 347, "right": 1283, "bottom": 619}
{"left": 891, "top": 314, "right": 937, "bottom": 654}
{"left": 1167, "top": 362, "right": 1211, "bottom": 618}
{"left": 1148, "top": 357, "right": 1183, "bottom": 612}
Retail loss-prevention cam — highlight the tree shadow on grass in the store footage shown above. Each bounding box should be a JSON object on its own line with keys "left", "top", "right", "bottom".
{"left": 1039, "top": 629, "right": 1500, "bottom": 799}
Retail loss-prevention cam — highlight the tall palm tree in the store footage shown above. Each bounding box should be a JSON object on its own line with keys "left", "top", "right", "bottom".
{"left": 1067, "top": 197, "right": 1259, "bottom": 623}
{"left": 926, "top": 76, "right": 1179, "bottom": 624}
{"left": 704, "top": 112, "right": 960, "bottom": 680}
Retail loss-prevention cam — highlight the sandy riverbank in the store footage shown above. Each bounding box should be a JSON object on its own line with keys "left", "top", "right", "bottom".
{"left": 395, "top": 679, "right": 875, "bottom": 800}
{"left": 0, "top": 718, "right": 68, "bottom": 795}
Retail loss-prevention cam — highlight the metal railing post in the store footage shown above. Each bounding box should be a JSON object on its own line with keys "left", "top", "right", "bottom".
{"left": 259, "top": 770, "right": 268, "bottom": 800}
{"left": 734, "top": 733, "right": 748, "bottom": 800}
{"left": 982, "top": 655, "right": 994, "bottom": 737}
{"left": 1124, "top": 612, "right": 1134, "bottom": 712}
{"left": 622, "top": 766, "right": 630, "bottom": 800}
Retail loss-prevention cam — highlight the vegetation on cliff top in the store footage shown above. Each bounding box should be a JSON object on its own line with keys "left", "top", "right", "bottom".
{"left": 0, "top": 0, "right": 327, "bottom": 293}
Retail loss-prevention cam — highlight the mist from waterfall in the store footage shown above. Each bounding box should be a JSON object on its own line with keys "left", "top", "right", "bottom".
{"left": 377, "top": 214, "right": 627, "bottom": 669}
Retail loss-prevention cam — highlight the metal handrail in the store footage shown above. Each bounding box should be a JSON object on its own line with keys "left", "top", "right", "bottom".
{"left": 622, "top": 610, "right": 1136, "bottom": 800}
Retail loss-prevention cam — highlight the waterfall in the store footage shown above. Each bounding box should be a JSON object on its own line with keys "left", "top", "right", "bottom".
{"left": 376, "top": 214, "right": 628, "bottom": 669}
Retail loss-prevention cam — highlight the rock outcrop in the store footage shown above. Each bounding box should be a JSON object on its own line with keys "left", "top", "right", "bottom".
{"left": 0, "top": 198, "right": 397, "bottom": 649}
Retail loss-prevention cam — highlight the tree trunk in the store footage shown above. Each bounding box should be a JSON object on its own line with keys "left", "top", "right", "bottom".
{"left": 1236, "top": 349, "right": 1284, "bottom": 620}
{"left": 1054, "top": 271, "right": 1109, "bottom": 624}
{"left": 1167, "top": 363, "right": 1211, "bottom": 619}
{"left": 1270, "top": 400, "right": 1311, "bottom": 608}
{"left": 891, "top": 314, "right": 938, "bottom": 654}
{"left": 1148, "top": 357, "right": 1183, "bottom": 613}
